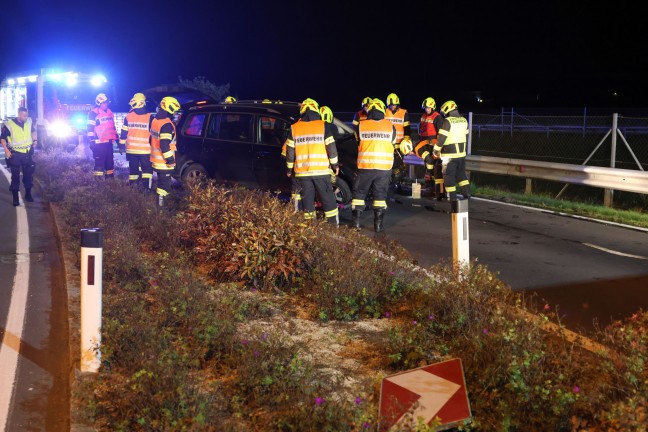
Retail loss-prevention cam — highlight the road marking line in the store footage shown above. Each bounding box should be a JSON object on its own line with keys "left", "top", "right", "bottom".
{"left": 0, "top": 169, "right": 31, "bottom": 431}
{"left": 582, "top": 242, "right": 648, "bottom": 260}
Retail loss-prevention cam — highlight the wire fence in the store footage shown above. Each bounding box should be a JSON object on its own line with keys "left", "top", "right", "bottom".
{"left": 339, "top": 110, "right": 648, "bottom": 171}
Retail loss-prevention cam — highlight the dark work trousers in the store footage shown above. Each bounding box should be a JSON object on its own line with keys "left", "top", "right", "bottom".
{"left": 433, "top": 158, "right": 445, "bottom": 197}
{"left": 297, "top": 175, "right": 338, "bottom": 222}
{"left": 90, "top": 141, "right": 115, "bottom": 177}
{"left": 352, "top": 169, "right": 391, "bottom": 209}
{"left": 8, "top": 151, "right": 34, "bottom": 192}
{"left": 391, "top": 150, "right": 405, "bottom": 184}
{"left": 443, "top": 157, "right": 470, "bottom": 200}
{"left": 127, "top": 153, "right": 153, "bottom": 187}
{"left": 155, "top": 169, "right": 173, "bottom": 197}
{"left": 290, "top": 176, "right": 303, "bottom": 211}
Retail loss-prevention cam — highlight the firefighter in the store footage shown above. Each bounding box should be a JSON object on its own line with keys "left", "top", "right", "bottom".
{"left": 352, "top": 97, "right": 371, "bottom": 128}
{"left": 119, "top": 93, "right": 153, "bottom": 189}
{"left": 414, "top": 97, "right": 447, "bottom": 200}
{"left": 224, "top": 96, "right": 237, "bottom": 103}
{"left": 320, "top": 105, "right": 333, "bottom": 124}
{"left": 150, "top": 96, "right": 181, "bottom": 206}
{"left": 433, "top": 100, "right": 471, "bottom": 201}
{"left": 284, "top": 98, "right": 339, "bottom": 225}
{"left": 385, "top": 93, "right": 411, "bottom": 185}
{"left": 87, "top": 93, "right": 118, "bottom": 179}
{"left": 351, "top": 98, "right": 402, "bottom": 233}
{"left": 1, "top": 107, "right": 37, "bottom": 206}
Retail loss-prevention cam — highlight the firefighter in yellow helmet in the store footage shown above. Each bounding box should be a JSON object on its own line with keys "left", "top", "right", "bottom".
{"left": 87, "top": 92, "right": 118, "bottom": 179}
{"left": 414, "top": 97, "right": 447, "bottom": 200}
{"left": 284, "top": 98, "right": 340, "bottom": 225}
{"left": 319, "top": 106, "right": 333, "bottom": 124}
{"left": 352, "top": 96, "right": 372, "bottom": 131}
{"left": 433, "top": 100, "right": 470, "bottom": 201}
{"left": 150, "top": 96, "right": 181, "bottom": 206}
{"left": 384, "top": 93, "right": 411, "bottom": 185}
{"left": 224, "top": 96, "right": 237, "bottom": 103}
{"left": 351, "top": 98, "right": 398, "bottom": 233}
{"left": 119, "top": 93, "right": 154, "bottom": 189}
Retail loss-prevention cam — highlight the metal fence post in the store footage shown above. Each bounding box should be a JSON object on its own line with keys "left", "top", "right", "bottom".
{"left": 604, "top": 114, "right": 618, "bottom": 207}
{"left": 467, "top": 112, "right": 473, "bottom": 155}
{"left": 80, "top": 228, "right": 103, "bottom": 373}
{"left": 451, "top": 200, "right": 470, "bottom": 274}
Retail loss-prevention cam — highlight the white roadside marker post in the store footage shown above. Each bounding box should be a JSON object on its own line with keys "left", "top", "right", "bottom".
{"left": 80, "top": 228, "right": 103, "bottom": 373}
{"left": 451, "top": 200, "right": 470, "bottom": 274}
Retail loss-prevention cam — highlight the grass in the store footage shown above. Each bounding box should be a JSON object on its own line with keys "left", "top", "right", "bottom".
{"left": 474, "top": 185, "right": 648, "bottom": 229}
{"left": 35, "top": 150, "right": 647, "bottom": 431}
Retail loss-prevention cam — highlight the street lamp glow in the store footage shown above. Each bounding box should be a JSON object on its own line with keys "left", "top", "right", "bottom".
{"left": 91, "top": 75, "right": 107, "bottom": 87}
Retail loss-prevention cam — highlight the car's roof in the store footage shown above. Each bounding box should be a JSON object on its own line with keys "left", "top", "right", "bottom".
{"left": 184, "top": 100, "right": 301, "bottom": 118}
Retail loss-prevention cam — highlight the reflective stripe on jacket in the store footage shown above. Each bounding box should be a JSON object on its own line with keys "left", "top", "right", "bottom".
{"left": 435, "top": 116, "right": 468, "bottom": 158}
{"left": 6, "top": 118, "right": 33, "bottom": 153}
{"left": 123, "top": 112, "right": 152, "bottom": 154}
{"left": 90, "top": 108, "right": 117, "bottom": 142}
{"left": 150, "top": 117, "right": 176, "bottom": 170}
{"left": 357, "top": 119, "right": 395, "bottom": 170}
{"left": 385, "top": 108, "right": 408, "bottom": 143}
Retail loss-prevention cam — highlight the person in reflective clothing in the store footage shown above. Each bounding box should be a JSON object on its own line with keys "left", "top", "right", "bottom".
{"left": 87, "top": 93, "right": 118, "bottom": 179}
{"left": 284, "top": 98, "right": 339, "bottom": 225}
{"left": 433, "top": 100, "right": 471, "bottom": 201}
{"left": 415, "top": 97, "right": 447, "bottom": 200}
{"left": 1, "top": 107, "right": 37, "bottom": 206}
{"left": 150, "top": 96, "right": 181, "bottom": 206}
{"left": 119, "top": 93, "right": 153, "bottom": 189}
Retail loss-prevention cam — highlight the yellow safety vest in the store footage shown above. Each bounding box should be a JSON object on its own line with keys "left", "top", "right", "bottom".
{"left": 6, "top": 118, "right": 33, "bottom": 153}
{"left": 436, "top": 116, "right": 468, "bottom": 158}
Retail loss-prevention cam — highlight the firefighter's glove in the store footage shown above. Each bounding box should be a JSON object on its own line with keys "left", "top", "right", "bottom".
{"left": 165, "top": 156, "right": 175, "bottom": 165}
{"left": 432, "top": 149, "right": 441, "bottom": 159}
{"left": 118, "top": 144, "right": 125, "bottom": 155}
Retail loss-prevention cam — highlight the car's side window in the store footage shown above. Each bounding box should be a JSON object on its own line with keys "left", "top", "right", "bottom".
{"left": 183, "top": 113, "right": 207, "bottom": 137}
{"left": 206, "top": 114, "right": 221, "bottom": 139}
{"left": 259, "top": 116, "right": 290, "bottom": 147}
{"left": 218, "top": 113, "right": 253, "bottom": 143}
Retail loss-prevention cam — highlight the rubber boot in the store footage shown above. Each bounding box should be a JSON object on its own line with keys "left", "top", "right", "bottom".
{"left": 24, "top": 188, "right": 34, "bottom": 202}
{"left": 351, "top": 209, "right": 362, "bottom": 229}
{"left": 460, "top": 185, "right": 471, "bottom": 200}
{"left": 374, "top": 208, "right": 385, "bottom": 233}
{"left": 12, "top": 191, "right": 20, "bottom": 206}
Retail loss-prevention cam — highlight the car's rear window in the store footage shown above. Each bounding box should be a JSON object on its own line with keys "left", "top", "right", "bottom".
{"left": 183, "top": 113, "right": 207, "bottom": 137}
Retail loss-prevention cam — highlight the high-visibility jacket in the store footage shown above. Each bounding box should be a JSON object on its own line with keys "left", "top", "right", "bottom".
{"left": 5, "top": 118, "right": 33, "bottom": 153}
{"left": 385, "top": 108, "right": 409, "bottom": 143}
{"left": 434, "top": 115, "right": 469, "bottom": 158}
{"left": 419, "top": 111, "right": 441, "bottom": 138}
{"left": 357, "top": 119, "right": 396, "bottom": 171}
{"left": 89, "top": 107, "right": 117, "bottom": 142}
{"left": 150, "top": 117, "right": 176, "bottom": 170}
{"left": 352, "top": 109, "right": 367, "bottom": 126}
{"left": 121, "top": 112, "right": 152, "bottom": 154}
{"left": 285, "top": 119, "right": 337, "bottom": 177}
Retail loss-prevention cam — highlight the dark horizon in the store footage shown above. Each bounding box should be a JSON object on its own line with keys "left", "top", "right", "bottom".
{"left": 1, "top": 0, "right": 646, "bottom": 114}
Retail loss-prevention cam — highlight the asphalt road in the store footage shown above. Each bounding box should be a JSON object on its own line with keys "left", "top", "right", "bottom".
{"left": 341, "top": 192, "right": 648, "bottom": 332}
{"left": 0, "top": 161, "right": 69, "bottom": 431}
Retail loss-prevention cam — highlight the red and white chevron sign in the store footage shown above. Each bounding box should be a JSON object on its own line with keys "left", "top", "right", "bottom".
{"left": 379, "top": 358, "right": 472, "bottom": 431}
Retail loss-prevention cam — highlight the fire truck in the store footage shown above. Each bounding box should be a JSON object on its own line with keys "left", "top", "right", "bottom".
{"left": 0, "top": 69, "right": 118, "bottom": 149}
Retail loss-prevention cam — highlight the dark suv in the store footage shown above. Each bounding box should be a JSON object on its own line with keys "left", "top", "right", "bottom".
{"left": 173, "top": 100, "right": 358, "bottom": 206}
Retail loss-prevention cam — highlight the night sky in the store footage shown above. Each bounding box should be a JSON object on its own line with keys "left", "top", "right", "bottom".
{"left": 1, "top": 0, "right": 645, "bottom": 113}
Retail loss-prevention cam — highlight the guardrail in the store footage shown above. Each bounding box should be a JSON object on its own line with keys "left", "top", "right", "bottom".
{"left": 403, "top": 154, "right": 648, "bottom": 196}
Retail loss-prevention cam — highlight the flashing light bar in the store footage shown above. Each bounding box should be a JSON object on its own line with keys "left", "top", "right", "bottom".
{"left": 4, "top": 71, "right": 107, "bottom": 86}
{"left": 7, "top": 78, "right": 15, "bottom": 85}
{"left": 91, "top": 75, "right": 107, "bottom": 87}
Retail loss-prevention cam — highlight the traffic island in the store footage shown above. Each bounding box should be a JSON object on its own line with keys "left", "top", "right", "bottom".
{"left": 34, "top": 151, "right": 648, "bottom": 431}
